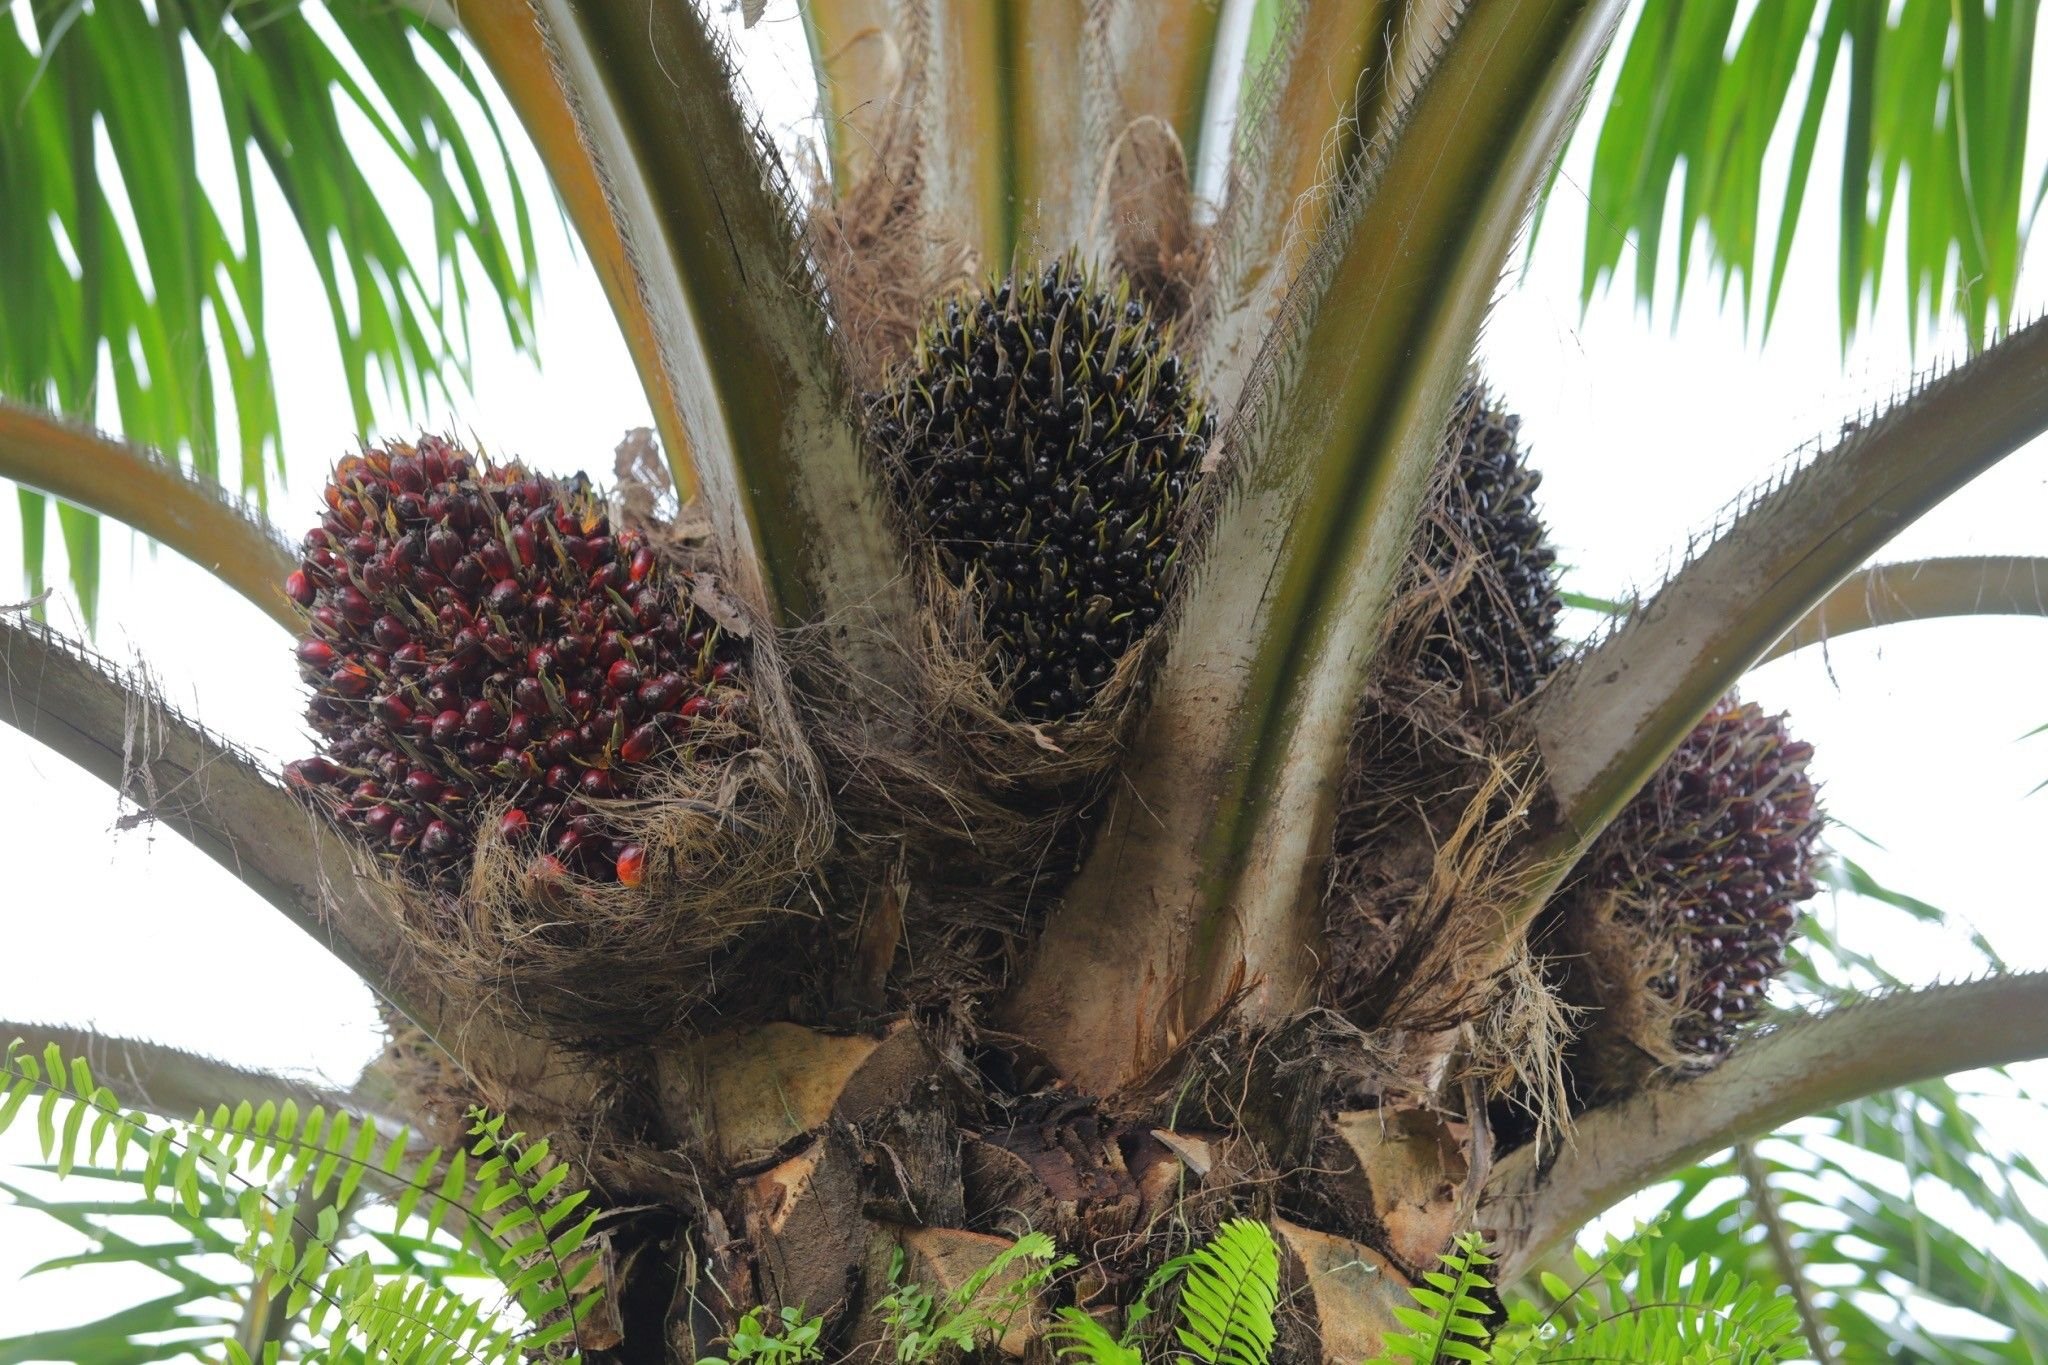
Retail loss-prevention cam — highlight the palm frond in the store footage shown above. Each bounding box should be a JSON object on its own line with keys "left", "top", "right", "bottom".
{"left": 0, "top": 612, "right": 584, "bottom": 1110}
{"left": 517, "top": 0, "right": 913, "bottom": 650}
{"left": 1516, "top": 314, "right": 2048, "bottom": 929}
{"left": 0, "top": 0, "right": 538, "bottom": 624}
{"left": 0, "top": 1170, "right": 243, "bottom": 1365}
{"left": 1576, "top": 0, "right": 2039, "bottom": 350}
{"left": 1760, "top": 555, "right": 2048, "bottom": 663}
{"left": 1011, "top": 0, "right": 1628, "bottom": 1094}
{"left": 0, "top": 400, "right": 297, "bottom": 631}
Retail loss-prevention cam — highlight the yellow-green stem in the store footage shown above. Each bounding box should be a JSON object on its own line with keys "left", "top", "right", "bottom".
{"left": 0, "top": 402, "right": 296, "bottom": 632}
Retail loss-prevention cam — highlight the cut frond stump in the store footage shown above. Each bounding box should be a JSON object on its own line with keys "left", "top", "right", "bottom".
{"left": 284, "top": 436, "right": 829, "bottom": 1039}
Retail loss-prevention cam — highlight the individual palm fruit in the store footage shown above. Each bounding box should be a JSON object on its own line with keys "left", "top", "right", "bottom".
{"left": 282, "top": 435, "right": 745, "bottom": 890}
{"left": 1413, "top": 387, "right": 1562, "bottom": 702}
{"left": 1579, "top": 698, "right": 1822, "bottom": 1060}
{"left": 866, "top": 257, "right": 1212, "bottom": 722}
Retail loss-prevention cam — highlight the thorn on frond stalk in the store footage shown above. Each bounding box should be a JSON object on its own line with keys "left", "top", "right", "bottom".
{"left": 1525, "top": 312, "right": 2048, "bottom": 877}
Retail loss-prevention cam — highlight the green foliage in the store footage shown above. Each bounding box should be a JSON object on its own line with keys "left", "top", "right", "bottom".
{"left": 694, "top": 1306, "right": 826, "bottom": 1365}
{"left": 1374, "top": 1224, "right": 1804, "bottom": 1365}
{"left": 0, "top": 1038, "right": 600, "bottom": 1364}
{"left": 1578, "top": 0, "right": 2038, "bottom": 351}
{"left": 1171, "top": 1219, "right": 1280, "bottom": 1365}
{"left": 0, "top": 0, "right": 538, "bottom": 623}
{"left": 0, "top": 1165, "right": 244, "bottom": 1364}
{"left": 1376, "top": 1234, "right": 1496, "bottom": 1365}
{"left": 876, "top": 1230, "right": 1073, "bottom": 1362}
{"left": 1050, "top": 1219, "right": 1277, "bottom": 1365}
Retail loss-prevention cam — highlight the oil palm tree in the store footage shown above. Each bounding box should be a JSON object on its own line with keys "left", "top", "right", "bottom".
{"left": 3, "top": 0, "right": 2048, "bottom": 1360}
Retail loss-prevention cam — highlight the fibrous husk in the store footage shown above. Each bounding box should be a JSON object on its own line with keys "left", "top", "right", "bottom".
{"left": 1092, "top": 114, "right": 1208, "bottom": 325}
{"left": 1316, "top": 383, "right": 1572, "bottom": 1140}
{"left": 372, "top": 1003, "right": 483, "bottom": 1151}
{"left": 1320, "top": 678, "right": 1541, "bottom": 1033}
{"left": 363, "top": 544, "right": 830, "bottom": 1043}
{"left": 1320, "top": 382, "right": 1564, "bottom": 1027}
{"left": 911, "top": 562, "right": 1161, "bottom": 797}
{"left": 778, "top": 613, "right": 1092, "bottom": 1019}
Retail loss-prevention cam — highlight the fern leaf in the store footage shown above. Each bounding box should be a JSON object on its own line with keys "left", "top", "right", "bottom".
{"left": 1049, "top": 1306, "right": 1143, "bottom": 1365}
{"left": 1172, "top": 1218, "right": 1281, "bottom": 1365}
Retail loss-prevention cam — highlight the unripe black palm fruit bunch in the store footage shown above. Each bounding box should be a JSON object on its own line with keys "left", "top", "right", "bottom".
{"left": 1569, "top": 697, "right": 1822, "bottom": 1073}
{"left": 282, "top": 436, "right": 747, "bottom": 890}
{"left": 1414, "top": 386, "right": 1562, "bottom": 702}
{"left": 866, "top": 257, "right": 1212, "bottom": 722}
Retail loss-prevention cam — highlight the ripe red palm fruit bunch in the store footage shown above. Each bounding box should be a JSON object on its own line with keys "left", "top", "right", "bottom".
{"left": 282, "top": 436, "right": 745, "bottom": 890}
{"left": 1583, "top": 697, "right": 1822, "bottom": 1058}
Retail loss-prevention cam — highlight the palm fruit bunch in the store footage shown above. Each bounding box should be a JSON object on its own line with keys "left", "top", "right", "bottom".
{"left": 1579, "top": 698, "right": 1822, "bottom": 1060}
{"left": 1413, "top": 387, "right": 1562, "bottom": 702}
{"left": 281, "top": 435, "right": 745, "bottom": 890}
{"left": 866, "top": 257, "right": 1212, "bottom": 722}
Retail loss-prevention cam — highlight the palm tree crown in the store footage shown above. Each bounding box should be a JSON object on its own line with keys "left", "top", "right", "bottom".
{"left": 3, "top": 2, "right": 2048, "bottom": 1361}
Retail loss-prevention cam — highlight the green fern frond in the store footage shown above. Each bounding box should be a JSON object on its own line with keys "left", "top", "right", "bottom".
{"left": 1048, "top": 1307, "right": 1144, "bottom": 1365}
{"left": 1375, "top": 1233, "right": 1496, "bottom": 1365}
{"left": 1, "top": 1037, "right": 601, "bottom": 1364}
{"left": 1499, "top": 1233, "right": 1804, "bottom": 1364}
{"left": 1172, "top": 1217, "right": 1281, "bottom": 1365}
{"left": 877, "top": 1229, "right": 1072, "bottom": 1363}
{"left": 1372, "top": 1219, "right": 1807, "bottom": 1365}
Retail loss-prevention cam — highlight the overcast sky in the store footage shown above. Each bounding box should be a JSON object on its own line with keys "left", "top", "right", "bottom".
{"left": 4, "top": 0, "right": 2047, "bottom": 1348}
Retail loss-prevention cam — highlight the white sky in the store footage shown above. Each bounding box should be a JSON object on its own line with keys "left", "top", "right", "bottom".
{"left": 3, "top": 0, "right": 2048, "bottom": 1351}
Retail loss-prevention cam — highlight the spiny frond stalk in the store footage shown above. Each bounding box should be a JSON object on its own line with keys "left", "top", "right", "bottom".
{"left": 1760, "top": 554, "right": 2048, "bottom": 662}
{"left": 1514, "top": 315, "right": 2048, "bottom": 936}
{"left": 1006, "top": 0, "right": 1628, "bottom": 1095}
{"left": 0, "top": 1023, "right": 399, "bottom": 1133}
{"left": 458, "top": 5, "right": 701, "bottom": 505}
{"left": 1482, "top": 972, "right": 2048, "bottom": 1280}
{"left": 1199, "top": 0, "right": 1421, "bottom": 416}
{"left": 515, "top": 1, "right": 913, "bottom": 651}
{"left": 0, "top": 403, "right": 298, "bottom": 632}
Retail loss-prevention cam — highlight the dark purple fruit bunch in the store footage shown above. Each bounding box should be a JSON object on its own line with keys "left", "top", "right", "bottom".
{"left": 1586, "top": 698, "right": 1822, "bottom": 1058}
{"left": 1414, "top": 386, "right": 1563, "bottom": 703}
{"left": 867, "top": 257, "right": 1212, "bottom": 722}
{"left": 282, "top": 436, "right": 745, "bottom": 890}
